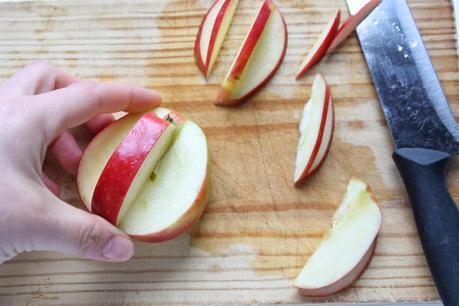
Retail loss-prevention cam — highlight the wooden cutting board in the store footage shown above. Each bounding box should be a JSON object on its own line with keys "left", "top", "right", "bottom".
{"left": 0, "top": 0, "right": 457, "bottom": 304}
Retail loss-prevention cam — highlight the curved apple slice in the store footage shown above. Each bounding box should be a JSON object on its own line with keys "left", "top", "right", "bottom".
{"left": 294, "top": 74, "right": 334, "bottom": 185}
{"left": 327, "top": 0, "right": 381, "bottom": 53}
{"left": 295, "top": 10, "right": 340, "bottom": 80}
{"left": 294, "top": 179, "right": 382, "bottom": 297}
{"left": 195, "top": 0, "right": 240, "bottom": 78}
{"left": 77, "top": 108, "right": 209, "bottom": 242}
{"left": 216, "top": 0, "right": 287, "bottom": 106}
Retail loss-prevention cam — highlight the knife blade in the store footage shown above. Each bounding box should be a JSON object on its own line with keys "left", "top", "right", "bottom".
{"left": 346, "top": 0, "right": 459, "bottom": 305}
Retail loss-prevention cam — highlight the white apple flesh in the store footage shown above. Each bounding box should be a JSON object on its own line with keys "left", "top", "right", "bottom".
{"left": 294, "top": 179, "right": 382, "bottom": 297}
{"left": 294, "top": 74, "right": 334, "bottom": 185}
{"left": 77, "top": 108, "right": 209, "bottom": 242}
{"left": 327, "top": 0, "right": 382, "bottom": 53}
{"left": 195, "top": 0, "right": 240, "bottom": 78}
{"left": 216, "top": 0, "right": 287, "bottom": 106}
{"left": 295, "top": 10, "right": 340, "bottom": 80}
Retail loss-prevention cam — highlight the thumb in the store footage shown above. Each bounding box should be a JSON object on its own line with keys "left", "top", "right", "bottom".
{"left": 36, "top": 194, "right": 134, "bottom": 262}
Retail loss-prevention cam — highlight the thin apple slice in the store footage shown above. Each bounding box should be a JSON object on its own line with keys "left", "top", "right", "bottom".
{"left": 91, "top": 113, "right": 177, "bottom": 225}
{"left": 295, "top": 10, "right": 340, "bottom": 80}
{"left": 77, "top": 108, "right": 209, "bottom": 242}
{"left": 216, "top": 0, "right": 287, "bottom": 106}
{"left": 294, "top": 74, "right": 334, "bottom": 185}
{"left": 327, "top": 0, "right": 382, "bottom": 53}
{"left": 294, "top": 179, "right": 382, "bottom": 297}
{"left": 195, "top": 0, "right": 240, "bottom": 78}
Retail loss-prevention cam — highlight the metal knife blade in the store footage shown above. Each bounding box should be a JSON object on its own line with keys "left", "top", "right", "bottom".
{"left": 347, "top": 0, "right": 459, "bottom": 153}
{"left": 347, "top": 1, "right": 459, "bottom": 305}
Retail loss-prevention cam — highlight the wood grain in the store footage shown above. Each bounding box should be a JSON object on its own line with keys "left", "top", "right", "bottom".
{"left": 0, "top": 0, "right": 457, "bottom": 304}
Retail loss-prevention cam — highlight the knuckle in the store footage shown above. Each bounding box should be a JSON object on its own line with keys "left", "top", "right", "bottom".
{"left": 77, "top": 217, "right": 105, "bottom": 255}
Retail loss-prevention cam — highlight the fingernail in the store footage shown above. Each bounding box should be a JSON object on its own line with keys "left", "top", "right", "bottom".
{"left": 102, "top": 236, "right": 134, "bottom": 261}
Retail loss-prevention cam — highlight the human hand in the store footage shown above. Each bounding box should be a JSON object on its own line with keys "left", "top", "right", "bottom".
{"left": 0, "top": 62, "right": 161, "bottom": 263}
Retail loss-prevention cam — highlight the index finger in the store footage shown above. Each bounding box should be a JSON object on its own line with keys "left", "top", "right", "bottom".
{"left": 34, "top": 81, "right": 161, "bottom": 139}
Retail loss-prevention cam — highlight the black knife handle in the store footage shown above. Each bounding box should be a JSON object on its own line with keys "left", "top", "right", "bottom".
{"left": 393, "top": 148, "right": 459, "bottom": 306}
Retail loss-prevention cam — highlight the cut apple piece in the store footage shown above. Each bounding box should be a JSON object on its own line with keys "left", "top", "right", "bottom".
{"left": 295, "top": 10, "right": 340, "bottom": 80}
{"left": 119, "top": 120, "right": 209, "bottom": 242}
{"left": 91, "top": 113, "right": 177, "bottom": 225}
{"left": 195, "top": 0, "right": 240, "bottom": 78}
{"left": 77, "top": 108, "right": 209, "bottom": 242}
{"left": 294, "top": 74, "right": 334, "bottom": 185}
{"left": 216, "top": 0, "right": 287, "bottom": 106}
{"left": 294, "top": 179, "right": 382, "bottom": 297}
{"left": 327, "top": 0, "right": 382, "bottom": 53}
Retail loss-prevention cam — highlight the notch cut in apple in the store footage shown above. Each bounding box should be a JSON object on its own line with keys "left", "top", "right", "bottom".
{"left": 215, "top": 0, "right": 287, "bottom": 106}
{"left": 294, "top": 74, "right": 334, "bottom": 185}
{"left": 294, "top": 179, "right": 382, "bottom": 297}
{"left": 77, "top": 108, "right": 209, "bottom": 242}
{"left": 295, "top": 10, "right": 340, "bottom": 80}
{"left": 326, "top": 0, "right": 382, "bottom": 54}
{"left": 195, "top": 0, "right": 240, "bottom": 78}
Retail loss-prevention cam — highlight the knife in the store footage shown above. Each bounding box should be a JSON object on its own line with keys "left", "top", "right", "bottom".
{"left": 345, "top": 0, "right": 459, "bottom": 305}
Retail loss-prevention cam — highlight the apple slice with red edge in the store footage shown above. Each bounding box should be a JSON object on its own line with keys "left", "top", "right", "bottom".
{"left": 77, "top": 108, "right": 210, "bottom": 242}
{"left": 216, "top": 0, "right": 287, "bottom": 106}
{"left": 326, "top": 0, "right": 382, "bottom": 53}
{"left": 195, "top": 0, "right": 240, "bottom": 78}
{"left": 91, "top": 113, "right": 177, "bottom": 225}
{"left": 294, "top": 178, "right": 382, "bottom": 297}
{"left": 295, "top": 10, "right": 340, "bottom": 80}
{"left": 294, "top": 74, "right": 334, "bottom": 185}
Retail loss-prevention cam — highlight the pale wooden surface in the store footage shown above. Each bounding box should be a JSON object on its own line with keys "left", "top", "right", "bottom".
{"left": 0, "top": 0, "right": 458, "bottom": 305}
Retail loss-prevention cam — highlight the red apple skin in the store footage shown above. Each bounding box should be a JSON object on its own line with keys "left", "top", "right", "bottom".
{"left": 205, "top": 0, "right": 233, "bottom": 75}
{"left": 326, "top": 0, "right": 382, "bottom": 54}
{"left": 129, "top": 170, "right": 210, "bottom": 242}
{"left": 194, "top": 1, "right": 218, "bottom": 76}
{"left": 294, "top": 81, "right": 332, "bottom": 186}
{"left": 298, "top": 239, "right": 377, "bottom": 297}
{"left": 91, "top": 113, "right": 170, "bottom": 225}
{"left": 295, "top": 10, "right": 340, "bottom": 80}
{"left": 294, "top": 99, "right": 334, "bottom": 187}
{"left": 215, "top": 0, "right": 287, "bottom": 106}
{"left": 195, "top": 0, "right": 234, "bottom": 78}
{"left": 194, "top": 21, "right": 206, "bottom": 76}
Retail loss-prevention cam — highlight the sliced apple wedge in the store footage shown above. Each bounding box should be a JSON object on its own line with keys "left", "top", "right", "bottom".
{"left": 91, "top": 113, "right": 177, "bottom": 225}
{"left": 294, "top": 179, "right": 382, "bottom": 297}
{"left": 327, "top": 0, "right": 382, "bottom": 53}
{"left": 195, "top": 0, "right": 240, "bottom": 78}
{"left": 77, "top": 108, "right": 210, "bottom": 242}
{"left": 294, "top": 74, "right": 334, "bottom": 185}
{"left": 295, "top": 10, "right": 340, "bottom": 80}
{"left": 216, "top": 0, "right": 287, "bottom": 106}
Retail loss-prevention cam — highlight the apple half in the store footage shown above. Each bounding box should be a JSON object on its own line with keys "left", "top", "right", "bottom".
{"left": 327, "top": 0, "right": 382, "bottom": 53}
{"left": 77, "top": 108, "right": 210, "bottom": 242}
{"left": 215, "top": 0, "right": 287, "bottom": 106}
{"left": 295, "top": 10, "right": 340, "bottom": 80}
{"left": 195, "top": 0, "right": 240, "bottom": 78}
{"left": 294, "top": 179, "right": 382, "bottom": 297}
{"left": 294, "top": 74, "right": 334, "bottom": 185}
